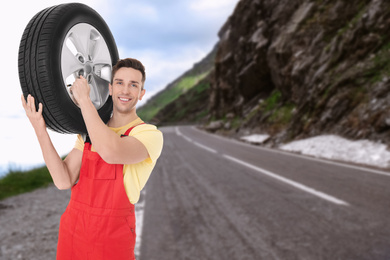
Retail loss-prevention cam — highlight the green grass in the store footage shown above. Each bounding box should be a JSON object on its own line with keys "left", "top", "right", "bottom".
{"left": 162, "top": 81, "right": 211, "bottom": 123}
{"left": 264, "top": 90, "right": 282, "bottom": 111}
{"left": 269, "top": 103, "right": 296, "bottom": 124}
{"left": 0, "top": 166, "right": 53, "bottom": 201}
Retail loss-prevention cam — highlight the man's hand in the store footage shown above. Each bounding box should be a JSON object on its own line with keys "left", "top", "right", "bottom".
{"left": 21, "top": 94, "right": 46, "bottom": 133}
{"left": 70, "top": 76, "right": 91, "bottom": 106}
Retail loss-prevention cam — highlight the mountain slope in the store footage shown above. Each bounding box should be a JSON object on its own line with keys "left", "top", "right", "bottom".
{"left": 137, "top": 45, "right": 217, "bottom": 123}
{"left": 152, "top": 74, "right": 213, "bottom": 125}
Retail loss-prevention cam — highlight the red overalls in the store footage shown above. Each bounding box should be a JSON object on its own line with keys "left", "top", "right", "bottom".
{"left": 57, "top": 126, "right": 140, "bottom": 260}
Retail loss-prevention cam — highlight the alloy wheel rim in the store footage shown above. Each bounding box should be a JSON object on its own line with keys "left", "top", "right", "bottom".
{"left": 61, "top": 23, "right": 112, "bottom": 109}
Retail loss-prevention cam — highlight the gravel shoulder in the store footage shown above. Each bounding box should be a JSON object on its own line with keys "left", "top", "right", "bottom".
{"left": 0, "top": 184, "right": 145, "bottom": 260}
{"left": 0, "top": 185, "right": 70, "bottom": 260}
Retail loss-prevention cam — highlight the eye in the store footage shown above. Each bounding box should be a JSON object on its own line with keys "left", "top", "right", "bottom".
{"left": 132, "top": 84, "right": 138, "bottom": 88}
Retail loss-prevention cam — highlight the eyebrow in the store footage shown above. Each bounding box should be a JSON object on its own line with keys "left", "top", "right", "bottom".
{"left": 114, "top": 79, "right": 140, "bottom": 84}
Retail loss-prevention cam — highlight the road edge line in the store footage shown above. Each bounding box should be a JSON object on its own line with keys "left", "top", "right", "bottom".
{"left": 190, "top": 126, "right": 390, "bottom": 177}
{"left": 222, "top": 154, "right": 349, "bottom": 206}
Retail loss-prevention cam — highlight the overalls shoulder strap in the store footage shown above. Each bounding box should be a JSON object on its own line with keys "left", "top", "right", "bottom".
{"left": 121, "top": 123, "right": 145, "bottom": 137}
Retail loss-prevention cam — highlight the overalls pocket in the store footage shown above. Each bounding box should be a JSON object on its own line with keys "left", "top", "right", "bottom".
{"left": 84, "top": 153, "right": 116, "bottom": 180}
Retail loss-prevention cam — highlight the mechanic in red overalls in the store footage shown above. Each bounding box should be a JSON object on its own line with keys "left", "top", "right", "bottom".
{"left": 21, "top": 58, "right": 163, "bottom": 259}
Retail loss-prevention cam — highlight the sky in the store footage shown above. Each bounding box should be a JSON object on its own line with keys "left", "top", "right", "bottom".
{"left": 0, "top": 0, "right": 240, "bottom": 175}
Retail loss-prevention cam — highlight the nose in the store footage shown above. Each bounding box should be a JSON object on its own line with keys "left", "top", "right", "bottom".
{"left": 121, "top": 84, "right": 131, "bottom": 94}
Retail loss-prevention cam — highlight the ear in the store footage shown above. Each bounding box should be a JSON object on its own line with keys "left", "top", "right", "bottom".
{"left": 109, "top": 83, "right": 113, "bottom": 96}
{"left": 139, "top": 88, "right": 146, "bottom": 101}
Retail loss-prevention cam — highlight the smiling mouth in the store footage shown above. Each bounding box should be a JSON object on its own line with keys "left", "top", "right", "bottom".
{"left": 118, "top": 97, "right": 131, "bottom": 102}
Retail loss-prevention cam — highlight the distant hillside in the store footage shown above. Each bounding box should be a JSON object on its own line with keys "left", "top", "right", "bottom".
{"left": 151, "top": 73, "right": 213, "bottom": 125}
{"left": 137, "top": 45, "right": 217, "bottom": 124}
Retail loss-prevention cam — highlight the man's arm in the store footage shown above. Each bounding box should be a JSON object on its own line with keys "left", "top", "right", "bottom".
{"left": 70, "top": 77, "right": 149, "bottom": 165}
{"left": 21, "top": 94, "right": 82, "bottom": 189}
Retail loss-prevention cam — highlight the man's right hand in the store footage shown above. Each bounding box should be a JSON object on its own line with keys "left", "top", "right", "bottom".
{"left": 21, "top": 94, "right": 46, "bottom": 133}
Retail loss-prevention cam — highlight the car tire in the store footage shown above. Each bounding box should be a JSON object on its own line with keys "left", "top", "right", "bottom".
{"left": 18, "top": 3, "right": 118, "bottom": 134}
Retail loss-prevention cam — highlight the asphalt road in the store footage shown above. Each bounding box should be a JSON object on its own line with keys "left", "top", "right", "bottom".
{"left": 140, "top": 126, "right": 390, "bottom": 260}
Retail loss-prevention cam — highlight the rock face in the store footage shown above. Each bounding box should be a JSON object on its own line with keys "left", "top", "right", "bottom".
{"left": 209, "top": 0, "right": 390, "bottom": 145}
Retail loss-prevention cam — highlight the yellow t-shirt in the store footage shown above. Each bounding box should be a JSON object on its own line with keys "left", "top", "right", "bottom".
{"left": 74, "top": 117, "right": 163, "bottom": 204}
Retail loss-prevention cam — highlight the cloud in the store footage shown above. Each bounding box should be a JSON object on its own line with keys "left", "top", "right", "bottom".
{"left": 190, "top": 0, "right": 239, "bottom": 13}
{"left": 104, "top": 0, "right": 237, "bottom": 54}
{"left": 123, "top": 2, "right": 159, "bottom": 21}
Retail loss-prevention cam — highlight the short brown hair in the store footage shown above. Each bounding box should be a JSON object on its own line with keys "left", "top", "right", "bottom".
{"left": 111, "top": 58, "right": 146, "bottom": 88}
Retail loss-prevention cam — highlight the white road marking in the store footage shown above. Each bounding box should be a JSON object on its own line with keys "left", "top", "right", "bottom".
{"left": 177, "top": 127, "right": 216, "bottom": 153}
{"left": 223, "top": 154, "right": 349, "bottom": 206}
{"left": 176, "top": 127, "right": 193, "bottom": 143}
{"left": 176, "top": 126, "right": 349, "bottom": 206}
{"left": 135, "top": 189, "right": 146, "bottom": 259}
{"left": 175, "top": 127, "right": 182, "bottom": 136}
{"left": 193, "top": 141, "right": 217, "bottom": 154}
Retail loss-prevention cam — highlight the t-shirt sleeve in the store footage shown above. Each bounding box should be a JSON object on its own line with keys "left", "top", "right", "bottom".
{"left": 74, "top": 134, "right": 85, "bottom": 151}
{"left": 130, "top": 124, "right": 163, "bottom": 164}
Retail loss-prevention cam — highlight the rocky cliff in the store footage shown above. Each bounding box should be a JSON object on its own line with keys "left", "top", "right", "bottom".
{"left": 207, "top": 0, "right": 390, "bottom": 146}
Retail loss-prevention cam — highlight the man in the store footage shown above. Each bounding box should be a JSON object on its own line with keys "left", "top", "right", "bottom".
{"left": 21, "top": 58, "right": 163, "bottom": 259}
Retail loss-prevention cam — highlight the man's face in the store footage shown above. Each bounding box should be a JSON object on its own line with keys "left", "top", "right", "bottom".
{"left": 109, "top": 67, "right": 145, "bottom": 114}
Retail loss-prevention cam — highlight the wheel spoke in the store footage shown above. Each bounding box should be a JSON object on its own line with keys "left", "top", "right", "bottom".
{"left": 89, "top": 76, "right": 101, "bottom": 108}
{"left": 89, "top": 35, "right": 112, "bottom": 65}
{"left": 94, "top": 64, "right": 112, "bottom": 83}
{"left": 87, "top": 30, "right": 98, "bottom": 60}
{"left": 67, "top": 25, "right": 90, "bottom": 56}
{"left": 61, "top": 45, "right": 83, "bottom": 81}
{"left": 90, "top": 73, "right": 110, "bottom": 109}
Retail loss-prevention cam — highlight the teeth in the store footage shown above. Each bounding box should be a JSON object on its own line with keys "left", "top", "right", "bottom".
{"left": 119, "top": 97, "right": 130, "bottom": 101}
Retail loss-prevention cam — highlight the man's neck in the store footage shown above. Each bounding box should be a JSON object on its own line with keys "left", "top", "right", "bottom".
{"left": 108, "top": 109, "right": 139, "bottom": 128}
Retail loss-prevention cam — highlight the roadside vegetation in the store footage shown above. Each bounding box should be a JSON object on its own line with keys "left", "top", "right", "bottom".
{"left": 138, "top": 72, "right": 209, "bottom": 122}
{"left": 0, "top": 166, "right": 53, "bottom": 201}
